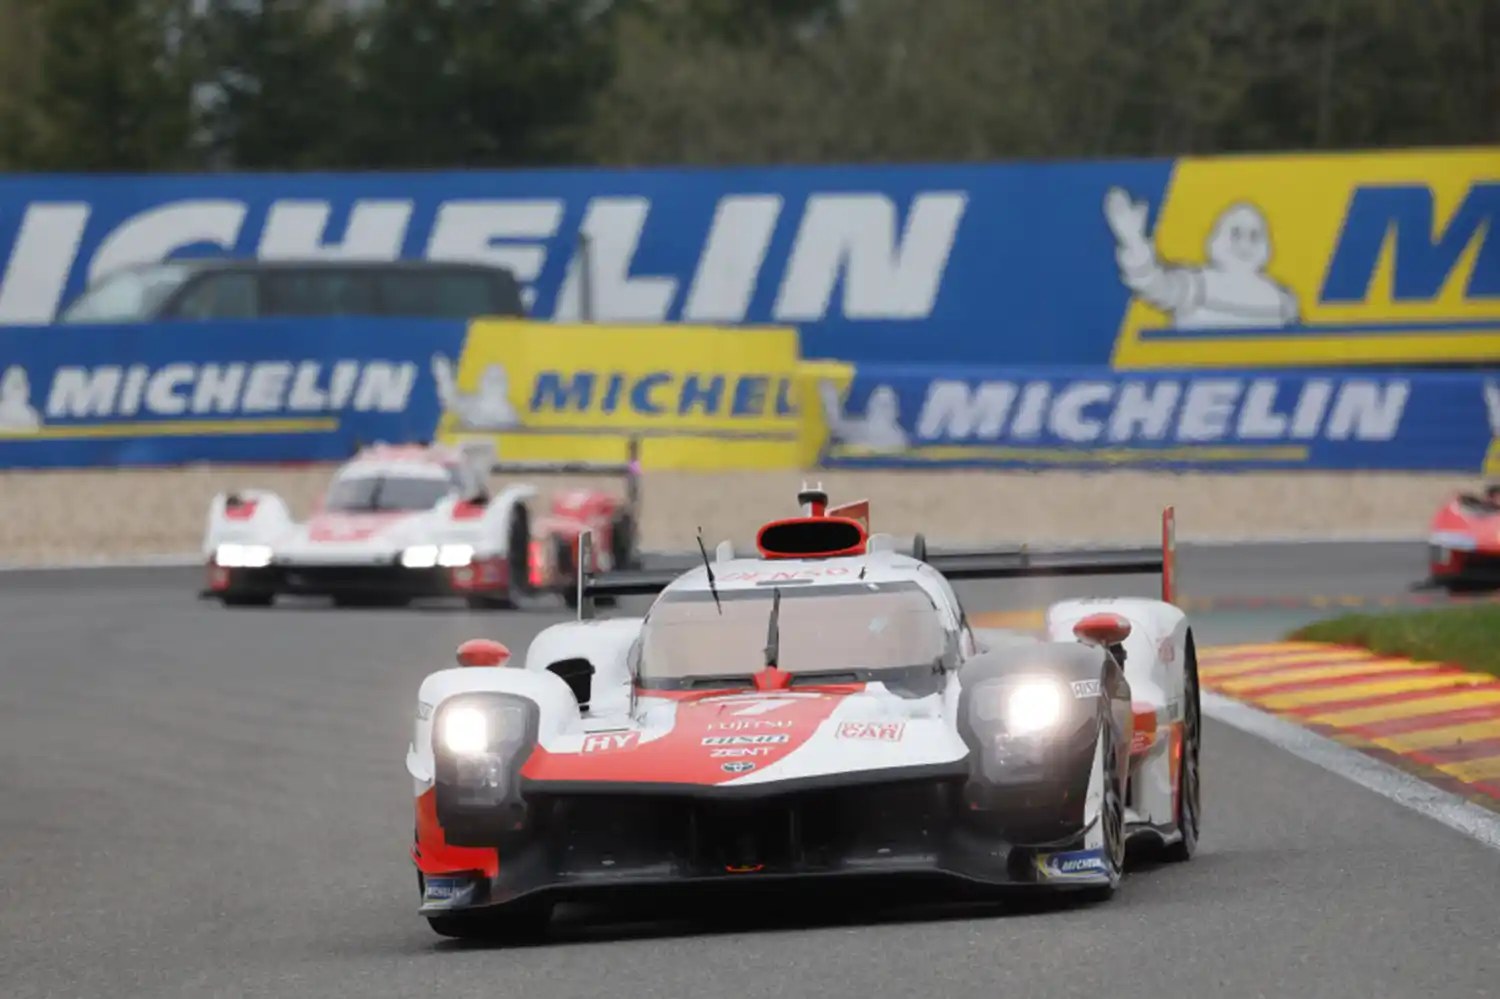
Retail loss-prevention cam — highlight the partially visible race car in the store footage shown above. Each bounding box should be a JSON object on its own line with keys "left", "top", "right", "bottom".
{"left": 1426, "top": 482, "right": 1500, "bottom": 592}
{"left": 202, "top": 439, "right": 641, "bottom": 608}
{"left": 405, "top": 487, "right": 1200, "bottom": 939}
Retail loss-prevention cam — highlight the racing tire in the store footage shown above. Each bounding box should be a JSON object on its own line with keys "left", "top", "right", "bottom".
{"left": 1161, "top": 631, "right": 1202, "bottom": 863}
{"left": 470, "top": 507, "right": 534, "bottom": 611}
{"left": 220, "top": 593, "right": 274, "bottom": 608}
{"left": 1077, "top": 719, "right": 1127, "bottom": 904}
{"left": 426, "top": 901, "right": 552, "bottom": 942}
{"left": 610, "top": 511, "right": 640, "bottom": 570}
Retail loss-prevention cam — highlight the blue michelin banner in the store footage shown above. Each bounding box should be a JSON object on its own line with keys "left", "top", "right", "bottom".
{"left": 0, "top": 319, "right": 461, "bottom": 468}
{"left": 1, "top": 315, "right": 1496, "bottom": 471}
{"left": 2, "top": 148, "right": 1494, "bottom": 371}
{"left": 816, "top": 365, "right": 1500, "bottom": 471}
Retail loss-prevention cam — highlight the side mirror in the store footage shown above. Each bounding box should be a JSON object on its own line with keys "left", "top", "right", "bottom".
{"left": 456, "top": 638, "right": 511, "bottom": 668}
{"left": 1073, "top": 613, "right": 1132, "bottom": 647}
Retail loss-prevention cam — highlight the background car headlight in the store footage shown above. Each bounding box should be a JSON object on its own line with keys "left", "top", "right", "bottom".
{"left": 441, "top": 706, "right": 490, "bottom": 755}
{"left": 438, "top": 544, "right": 474, "bottom": 567}
{"left": 1007, "top": 681, "right": 1064, "bottom": 735}
{"left": 401, "top": 545, "right": 439, "bottom": 568}
{"left": 215, "top": 543, "right": 272, "bottom": 568}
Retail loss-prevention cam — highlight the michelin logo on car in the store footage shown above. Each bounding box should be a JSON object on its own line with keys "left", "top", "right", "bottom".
{"left": 1036, "top": 848, "right": 1110, "bottom": 882}
{"left": 0, "top": 192, "right": 967, "bottom": 325}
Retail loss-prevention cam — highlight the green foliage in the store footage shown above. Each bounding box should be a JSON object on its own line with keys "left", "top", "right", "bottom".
{"left": 0, "top": 0, "right": 1493, "bottom": 171}
{"left": 1, "top": 0, "right": 197, "bottom": 170}
{"left": 192, "top": 0, "right": 361, "bottom": 169}
{"left": 348, "top": 0, "right": 618, "bottom": 168}
{"left": 1290, "top": 604, "right": 1500, "bottom": 677}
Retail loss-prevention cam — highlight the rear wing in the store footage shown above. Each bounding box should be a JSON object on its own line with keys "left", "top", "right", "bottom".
{"left": 463, "top": 436, "right": 642, "bottom": 511}
{"left": 574, "top": 507, "right": 1180, "bottom": 619}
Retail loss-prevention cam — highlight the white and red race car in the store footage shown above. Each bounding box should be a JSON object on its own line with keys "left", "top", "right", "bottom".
{"left": 406, "top": 487, "right": 1200, "bottom": 938}
{"left": 201, "top": 440, "right": 642, "bottom": 608}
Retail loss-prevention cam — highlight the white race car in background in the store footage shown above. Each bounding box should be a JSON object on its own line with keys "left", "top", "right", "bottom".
{"left": 405, "top": 486, "right": 1201, "bottom": 938}
{"left": 202, "top": 440, "right": 640, "bottom": 609}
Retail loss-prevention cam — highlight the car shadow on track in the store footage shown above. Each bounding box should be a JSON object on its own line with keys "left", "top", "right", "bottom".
{"left": 423, "top": 890, "right": 1112, "bottom": 953}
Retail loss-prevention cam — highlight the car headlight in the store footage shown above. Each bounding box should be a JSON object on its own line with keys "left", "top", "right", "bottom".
{"left": 433, "top": 695, "right": 539, "bottom": 812}
{"left": 215, "top": 543, "right": 273, "bottom": 568}
{"left": 440, "top": 706, "right": 490, "bottom": 755}
{"left": 438, "top": 544, "right": 474, "bottom": 567}
{"left": 971, "top": 678, "right": 1066, "bottom": 735}
{"left": 1430, "top": 532, "right": 1477, "bottom": 552}
{"left": 1006, "top": 681, "right": 1064, "bottom": 735}
{"left": 401, "top": 545, "right": 439, "bottom": 568}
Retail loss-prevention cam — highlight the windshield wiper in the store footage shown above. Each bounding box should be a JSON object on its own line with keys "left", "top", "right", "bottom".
{"left": 696, "top": 528, "right": 721, "bottom": 615}
{"left": 764, "top": 586, "right": 781, "bottom": 669}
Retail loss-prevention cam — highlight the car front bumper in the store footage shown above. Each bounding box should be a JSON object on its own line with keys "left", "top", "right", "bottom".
{"left": 206, "top": 556, "right": 512, "bottom": 600}
{"left": 416, "top": 764, "right": 1111, "bottom": 917}
{"left": 1428, "top": 545, "right": 1500, "bottom": 589}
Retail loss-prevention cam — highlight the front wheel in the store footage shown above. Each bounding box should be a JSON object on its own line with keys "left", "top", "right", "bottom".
{"left": 1068, "top": 719, "right": 1126, "bottom": 904}
{"left": 1162, "top": 631, "right": 1202, "bottom": 862}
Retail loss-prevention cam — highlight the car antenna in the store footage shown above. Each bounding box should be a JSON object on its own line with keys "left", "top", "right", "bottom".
{"left": 764, "top": 586, "right": 782, "bottom": 669}
{"left": 696, "top": 527, "right": 721, "bottom": 615}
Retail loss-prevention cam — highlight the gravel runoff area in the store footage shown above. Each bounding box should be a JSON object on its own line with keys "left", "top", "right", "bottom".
{"left": 0, "top": 466, "right": 1483, "bottom": 564}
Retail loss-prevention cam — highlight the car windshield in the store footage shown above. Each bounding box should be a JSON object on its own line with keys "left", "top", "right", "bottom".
{"left": 59, "top": 264, "right": 195, "bottom": 323}
{"left": 325, "top": 475, "right": 453, "bottom": 512}
{"left": 637, "top": 581, "right": 948, "bottom": 686}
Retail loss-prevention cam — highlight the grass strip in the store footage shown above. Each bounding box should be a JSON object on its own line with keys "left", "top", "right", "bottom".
{"left": 1289, "top": 604, "right": 1500, "bottom": 677}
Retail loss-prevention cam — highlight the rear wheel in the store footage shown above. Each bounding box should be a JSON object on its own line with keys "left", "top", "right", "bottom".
{"left": 1162, "top": 632, "right": 1202, "bottom": 862}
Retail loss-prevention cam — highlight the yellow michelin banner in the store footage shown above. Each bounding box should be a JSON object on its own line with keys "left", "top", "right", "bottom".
{"left": 434, "top": 319, "right": 841, "bottom": 470}
{"left": 1109, "top": 147, "right": 1499, "bottom": 369}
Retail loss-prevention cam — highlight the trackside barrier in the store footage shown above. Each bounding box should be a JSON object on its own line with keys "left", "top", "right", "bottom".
{"left": 0, "top": 147, "right": 1492, "bottom": 369}
{"left": 812, "top": 364, "right": 1500, "bottom": 472}
{"left": 2, "top": 317, "right": 1494, "bottom": 472}
{"left": 0, "top": 317, "right": 809, "bottom": 470}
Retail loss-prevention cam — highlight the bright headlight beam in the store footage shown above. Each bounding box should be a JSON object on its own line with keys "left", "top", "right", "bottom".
{"left": 216, "top": 543, "right": 272, "bottom": 568}
{"left": 438, "top": 544, "right": 474, "bottom": 567}
{"left": 441, "top": 707, "right": 490, "bottom": 755}
{"left": 401, "top": 545, "right": 439, "bottom": 568}
{"left": 1007, "top": 681, "right": 1064, "bottom": 735}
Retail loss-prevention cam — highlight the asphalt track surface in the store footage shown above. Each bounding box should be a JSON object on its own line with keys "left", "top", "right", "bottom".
{"left": 5, "top": 542, "right": 1499, "bottom": 999}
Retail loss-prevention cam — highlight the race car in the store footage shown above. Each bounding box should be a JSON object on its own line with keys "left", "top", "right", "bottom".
{"left": 202, "top": 439, "right": 642, "bottom": 608}
{"left": 406, "top": 486, "right": 1201, "bottom": 938}
{"left": 1426, "top": 482, "right": 1500, "bottom": 592}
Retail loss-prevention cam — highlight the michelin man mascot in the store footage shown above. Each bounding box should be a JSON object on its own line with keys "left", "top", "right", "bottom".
{"left": 431, "top": 354, "right": 520, "bottom": 431}
{"left": 819, "top": 380, "right": 909, "bottom": 453}
{"left": 0, "top": 366, "right": 41, "bottom": 431}
{"left": 1105, "top": 187, "right": 1300, "bottom": 329}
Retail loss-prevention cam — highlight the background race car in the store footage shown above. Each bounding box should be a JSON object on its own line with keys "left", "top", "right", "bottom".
{"left": 1426, "top": 483, "right": 1500, "bottom": 592}
{"left": 201, "top": 438, "right": 642, "bottom": 609}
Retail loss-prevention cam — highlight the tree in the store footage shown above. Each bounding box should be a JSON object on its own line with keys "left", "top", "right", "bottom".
{"left": 348, "top": 0, "right": 620, "bottom": 168}
{"left": 584, "top": 0, "right": 1500, "bottom": 167}
{"left": 0, "top": 0, "right": 197, "bottom": 171}
{"left": 192, "top": 0, "right": 362, "bottom": 169}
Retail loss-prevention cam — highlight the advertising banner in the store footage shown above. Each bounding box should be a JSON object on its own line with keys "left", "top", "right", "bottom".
{"left": 815, "top": 364, "right": 1500, "bottom": 472}
{"left": 2, "top": 147, "right": 1492, "bottom": 369}
{"left": 0, "top": 318, "right": 805, "bottom": 470}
